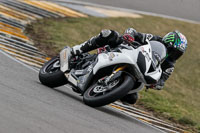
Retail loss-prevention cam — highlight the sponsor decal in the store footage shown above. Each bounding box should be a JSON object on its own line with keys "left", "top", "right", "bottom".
{"left": 63, "top": 51, "right": 66, "bottom": 60}
{"left": 109, "top": 52, "right": 115, "bottom": 60}
{"left": 141, "top": 47, "right": 150, "bottom": 62}
{"left": 165, "top": 67, "right": 174, "bottom": 74}
{"left": 179, "top": 33, "right": 187, "bottom": 51}
{"left": 146, "top": 34, "right": 153, "bottom": 40}
{"left": 180, "top": 43, "right": 186, "bottom": 51}
{"left": 154, "top": 52, "right": 161, "bottom": 62}
{"left": 103, "top": 54, "right": 108, "bottom": 59}
{"left": 141, "top": 47, "right": 145, "bottom": 52}
{"left": 87, "top": 65, "right": 93, "bottom": 73}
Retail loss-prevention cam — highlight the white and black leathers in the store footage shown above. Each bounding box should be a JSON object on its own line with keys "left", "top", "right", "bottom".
{"left": 71, "top": 29, "right": 177, "bottom": 89}
{"left": 70, "top": 28, "right": 180, "bottom": 104}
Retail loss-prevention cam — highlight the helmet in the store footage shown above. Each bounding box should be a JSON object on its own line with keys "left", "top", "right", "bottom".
{"left": 162, "top": 31, "right": 187, "bottom": 60}
{"left": 122, "top": 28, "right": 137, "bottom": 45}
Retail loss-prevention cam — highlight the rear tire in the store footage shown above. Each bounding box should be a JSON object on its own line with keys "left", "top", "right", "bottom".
{"left": 39, "top": 56, "right": 67, "bottom": 87}
{"left": 83, "top": 74, "right": 134, "bottom": 107}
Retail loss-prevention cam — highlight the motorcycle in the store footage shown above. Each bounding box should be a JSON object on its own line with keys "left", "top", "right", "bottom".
{"left": 39, "top": 39, "right": 167, "bottom": 107}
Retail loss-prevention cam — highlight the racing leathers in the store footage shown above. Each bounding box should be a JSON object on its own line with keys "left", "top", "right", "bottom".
{"left": 71, "top": 29, "right": 176, "bottom": 90}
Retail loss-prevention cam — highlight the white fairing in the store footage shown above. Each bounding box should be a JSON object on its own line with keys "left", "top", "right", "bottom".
{"left": 60, "top": 47, "right": 71, "bottom": 72}
{"left": 93, "top": 47, "right": 139, "bottom": 74}
{"left": 93, "top": 40, "right": 162, "bottom": 85}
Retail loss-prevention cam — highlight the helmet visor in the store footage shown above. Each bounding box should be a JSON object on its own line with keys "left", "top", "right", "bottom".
{"left": 168, "top": 47, "right": 183, "bottom": 60}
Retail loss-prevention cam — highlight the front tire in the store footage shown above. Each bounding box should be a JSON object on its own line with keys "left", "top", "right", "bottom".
{"left": 39, "top": 56, "right": 67, "bottom": 87}
{"left": 83, "top": 74, "right": 134, "bottom": 107}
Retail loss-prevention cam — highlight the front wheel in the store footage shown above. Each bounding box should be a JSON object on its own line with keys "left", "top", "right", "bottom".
{"left": 39, "top": 56, "right": 67, "bottom": 87}
{"left": 83, "top": 74, "right": 134, "bottom": 107}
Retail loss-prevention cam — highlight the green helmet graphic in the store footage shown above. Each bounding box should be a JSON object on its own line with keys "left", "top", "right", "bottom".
{"left": 162, "top": 31, "right": 187, "bottom": 52}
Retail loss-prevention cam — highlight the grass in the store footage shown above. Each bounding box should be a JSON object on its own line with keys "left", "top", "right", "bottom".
{"left": 25, "top": 16, "right": 200, "bottom": 132}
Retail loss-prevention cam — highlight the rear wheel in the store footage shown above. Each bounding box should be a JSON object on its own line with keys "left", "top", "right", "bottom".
{"left": 39, "top": 56, "right": 67, "bottom": 87}
{"left": 83, "top": 74, "right": 134, "bottom": 107}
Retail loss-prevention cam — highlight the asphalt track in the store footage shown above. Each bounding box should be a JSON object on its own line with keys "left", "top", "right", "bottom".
{"left": 70, "top": 0, "right": 200, "bottom": 23}
{"left": 0, "top": 51, "right": 163, "bottom": 133}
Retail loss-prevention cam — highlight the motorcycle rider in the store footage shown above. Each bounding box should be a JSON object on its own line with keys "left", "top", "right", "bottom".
{"left": 69, "top": 28, "right": 188, "bottom": 104}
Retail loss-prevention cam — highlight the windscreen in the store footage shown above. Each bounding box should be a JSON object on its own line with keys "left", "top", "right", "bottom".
{"left": 150, "top": 41, "right": 167, "bottom": 60}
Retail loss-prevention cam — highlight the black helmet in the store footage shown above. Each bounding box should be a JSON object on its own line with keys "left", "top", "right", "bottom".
{"left": 162, "top": 31, "right": 187, "bottom": 60}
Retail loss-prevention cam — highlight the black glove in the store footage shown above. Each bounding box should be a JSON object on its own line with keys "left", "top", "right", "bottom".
{"left": 154, "top": 79, "right": 165, "bottom": 90}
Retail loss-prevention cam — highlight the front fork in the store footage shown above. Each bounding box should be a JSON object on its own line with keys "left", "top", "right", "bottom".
{"left": 98, "top": 65, "right": 127, "bottom": 85}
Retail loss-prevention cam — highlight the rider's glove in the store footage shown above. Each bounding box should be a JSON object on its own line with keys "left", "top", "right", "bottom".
{"left": 154, "top": 79, "right": 165, "bottom": 90}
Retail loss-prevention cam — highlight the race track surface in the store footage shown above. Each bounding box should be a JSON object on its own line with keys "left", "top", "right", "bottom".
{"left": 0, "top": 51, "right": 162, "bottom": 133}
{"left": 69, "top": 0, "right": 200, "bottom": 22}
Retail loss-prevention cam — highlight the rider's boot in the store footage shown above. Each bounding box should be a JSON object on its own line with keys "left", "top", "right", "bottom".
{"left": 120, "top": 93, "right": 138, "bottom": 105}
{"left": 62, "top": 38, "right": 96, "bottom": 72}
{"left": 71, "top": 29, "right": 120, "bottom": 55}
{"left": 71, "top": 37, "right": 97, "bottom": 56}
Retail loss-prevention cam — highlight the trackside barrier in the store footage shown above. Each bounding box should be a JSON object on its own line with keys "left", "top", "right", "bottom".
{"left": 0, "top": 0, "right": 86, "bottom": 69}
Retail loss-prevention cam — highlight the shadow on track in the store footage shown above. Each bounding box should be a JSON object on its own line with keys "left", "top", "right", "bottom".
{"left": 37, "top": 81, "right": 147, "bottom": 125}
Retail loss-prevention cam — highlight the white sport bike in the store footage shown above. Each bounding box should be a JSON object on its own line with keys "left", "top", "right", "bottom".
{"left": 39, "top": 39, "right": 167, "bottom": 107}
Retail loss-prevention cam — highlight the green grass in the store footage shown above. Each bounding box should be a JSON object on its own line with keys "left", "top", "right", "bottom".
{"left": 25, "top": 16, "right": 200, "bottom": 132}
